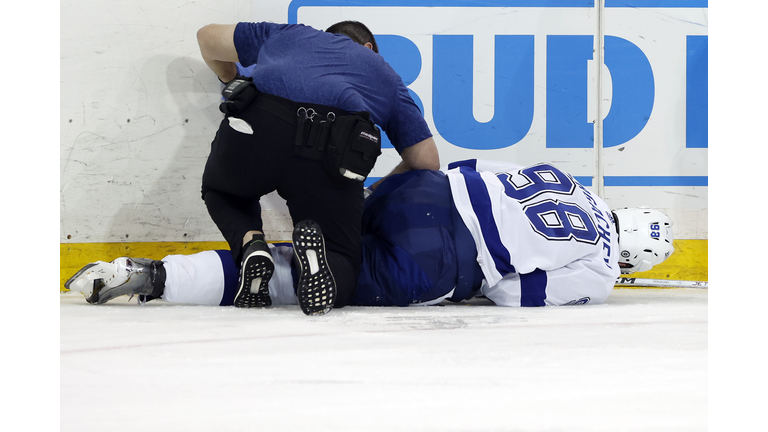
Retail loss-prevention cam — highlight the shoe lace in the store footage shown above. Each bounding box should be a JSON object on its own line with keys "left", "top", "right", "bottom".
{"left": 128, "top": 294, "right": 148, "bottom": 305}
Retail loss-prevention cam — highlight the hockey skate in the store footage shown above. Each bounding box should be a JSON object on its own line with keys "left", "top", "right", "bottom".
{"left": 235, "top": 233, "right": 274, "bottom": 308}
{"left": 292, "top": 220, "right": 336, "bottom": 316}
{"left": 64, "top": 257, "right": 165, "bottom": 304}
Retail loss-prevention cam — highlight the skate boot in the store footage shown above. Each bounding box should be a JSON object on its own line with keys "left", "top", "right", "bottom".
{"left": 65, "top": 257, "right": 165, "bottom": 304}
{"left": 292, "top": 220, "right": 336, "bottom": 316}
{"left": 235, "top": 233, "right": 274, "bottom": 308}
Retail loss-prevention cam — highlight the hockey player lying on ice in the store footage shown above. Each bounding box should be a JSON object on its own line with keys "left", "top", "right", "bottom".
{"left": 66, "top": 159, "right": 675, "bottom": 312}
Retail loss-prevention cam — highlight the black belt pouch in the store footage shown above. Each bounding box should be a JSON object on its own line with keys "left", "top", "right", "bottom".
{"left": 219, "top": 78, "right": 258, "bottom": 115}
{"left": 324, "top": 112, "right": 382, "bottom": 181}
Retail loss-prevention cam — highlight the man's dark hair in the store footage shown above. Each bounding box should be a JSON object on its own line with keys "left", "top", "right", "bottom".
{"left": 326, "top": 21, "right": 379, "bottom": 53}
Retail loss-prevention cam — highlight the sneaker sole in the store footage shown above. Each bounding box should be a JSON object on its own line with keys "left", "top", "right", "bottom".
{"left": 235, "top": 250, "right": 274, "bottom": 308}
{"left": 293, "top": 220, "right": 336, "bottom": 316}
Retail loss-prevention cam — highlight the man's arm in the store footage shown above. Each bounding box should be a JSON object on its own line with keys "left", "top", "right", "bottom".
{"left": 197, "top": 23, "right": 240, "bottom": 83}
{"left": 370, "top": 137, "right": 440, "bottom": 190}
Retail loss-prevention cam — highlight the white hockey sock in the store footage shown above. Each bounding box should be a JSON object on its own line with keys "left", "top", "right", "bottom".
{"left": 162, "top": 251, "right": 226, "bottom": 305}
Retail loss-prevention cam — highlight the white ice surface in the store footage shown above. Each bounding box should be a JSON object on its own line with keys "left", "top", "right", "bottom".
{"left": 60, "top": 289, "right": 707, "bottom": 432}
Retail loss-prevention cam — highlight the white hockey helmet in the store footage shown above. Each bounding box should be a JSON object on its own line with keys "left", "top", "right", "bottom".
{"left": 613, "top": 207, "right": 675, "bottom": 274}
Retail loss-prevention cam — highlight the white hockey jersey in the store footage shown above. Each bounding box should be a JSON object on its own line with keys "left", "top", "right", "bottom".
{"left": 443, "top": 159, "right": 621, "bottom": 307}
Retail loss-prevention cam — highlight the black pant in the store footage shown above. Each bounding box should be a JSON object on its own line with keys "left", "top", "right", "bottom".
{"left": 201, "top": 95, "right": 363, "bottom": 307}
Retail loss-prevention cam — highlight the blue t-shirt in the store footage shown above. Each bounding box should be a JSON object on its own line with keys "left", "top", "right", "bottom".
{"left": 233, "top": 22, "right": 432, "bottom": 153}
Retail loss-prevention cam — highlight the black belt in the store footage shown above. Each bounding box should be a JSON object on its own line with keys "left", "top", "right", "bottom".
{"left": 251, "top": 92, "right": 346, "bottom": 124}
{"left": 219, "top": 79, "right": 381, "bottom": 181}
{"left": 249, "top": 92, "right": 351, "bottom": 152}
